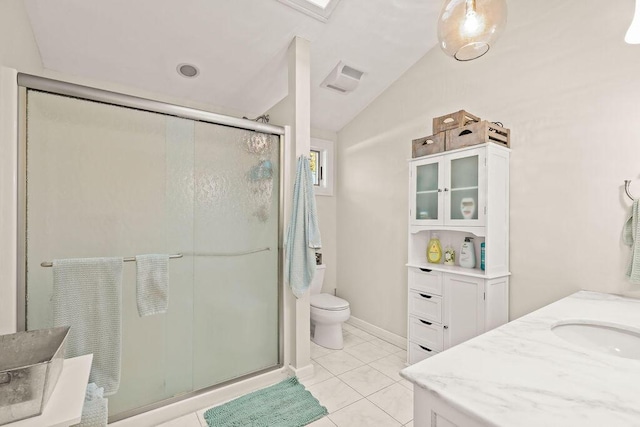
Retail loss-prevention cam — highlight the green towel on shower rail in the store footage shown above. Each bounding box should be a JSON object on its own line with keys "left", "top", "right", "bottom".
{"left": 624, "top": 199, "right": 640, "bottom": 283}
{"left": 285, "top": 156, "right": 322, "bottom": 298}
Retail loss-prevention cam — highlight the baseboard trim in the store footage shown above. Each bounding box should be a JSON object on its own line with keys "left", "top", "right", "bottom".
{"left": 288, "top": 363, "right": 315, "bottom": 380}
{"left": 346, "top": 316, "right": 407, "bottom": 350}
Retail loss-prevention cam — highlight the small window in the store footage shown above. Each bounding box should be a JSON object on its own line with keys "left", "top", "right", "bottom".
{"left": 310, "top": 149, "right": 321, "bottom": 186}
{"left": 310, "top": 138, "right": 334, "bottom": 196}
{"left": 277, "top": 0, "right": 341, "bottom": 22}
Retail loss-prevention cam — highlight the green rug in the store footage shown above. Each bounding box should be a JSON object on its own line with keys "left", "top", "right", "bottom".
{"left": 204, "top": 377, "right": 328, "bottom": 427}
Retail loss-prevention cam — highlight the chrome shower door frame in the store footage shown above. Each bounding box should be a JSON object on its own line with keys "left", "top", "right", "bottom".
{"left": 16, "top": 74, "right": 286, "bottom": 422}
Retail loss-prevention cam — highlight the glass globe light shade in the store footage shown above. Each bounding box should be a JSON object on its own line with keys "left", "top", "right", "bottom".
{"left": 437, "top": 0, "right": 508, "bottom": 61}
{"left": 626, "top": 0, "right": 640, "bottom": 44}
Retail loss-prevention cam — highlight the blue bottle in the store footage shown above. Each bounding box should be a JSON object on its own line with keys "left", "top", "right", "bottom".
{"left": 480, "top": 242, "right": 485, "bottom": 271}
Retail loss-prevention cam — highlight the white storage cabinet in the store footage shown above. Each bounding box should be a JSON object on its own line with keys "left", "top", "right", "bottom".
{"left": 407, "top": 144, "right": 510, "bottom": 365}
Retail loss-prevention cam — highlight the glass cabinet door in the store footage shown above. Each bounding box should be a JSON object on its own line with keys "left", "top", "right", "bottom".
{"left": 413, "top": 159, "right": 442, "bottom": 224}
{"left": 445, "top": 149, "right": 485, "bottom": 225}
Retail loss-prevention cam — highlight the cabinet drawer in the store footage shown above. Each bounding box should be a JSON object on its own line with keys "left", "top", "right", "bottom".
{"left": 408, "top": 341, "right": 439, "bottom": 365}
{"left": 409, "top": 268, "right": 442, "bottom": 296}
{"left": 409, "top": 316, "right": 443, "bottom": 352}
{"left": 408, "top": 290, "right": 442, "bottom": 323}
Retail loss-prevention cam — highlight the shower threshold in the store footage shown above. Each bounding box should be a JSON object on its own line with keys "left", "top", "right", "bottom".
{"left": 110, "top": 363, "right": 287, "bottom": 426}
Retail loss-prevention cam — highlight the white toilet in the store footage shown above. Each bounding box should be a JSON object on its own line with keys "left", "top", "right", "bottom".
{"left": 310, "top": 264, "right": 350, "bottom": 349}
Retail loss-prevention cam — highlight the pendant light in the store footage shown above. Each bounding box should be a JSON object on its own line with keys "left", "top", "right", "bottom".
{"left": 437, "top": 0, "right": 507, "bottom": 61}
{"left": 626, "top": 0, "right": 640, "bottom": 44}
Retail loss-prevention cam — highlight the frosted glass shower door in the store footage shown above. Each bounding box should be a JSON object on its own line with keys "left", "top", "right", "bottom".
{"left": 191, "top": 123, "right": 280, "bottom": 389}
{"left": 23, "top": 90, "right": 281, "bottom": 421}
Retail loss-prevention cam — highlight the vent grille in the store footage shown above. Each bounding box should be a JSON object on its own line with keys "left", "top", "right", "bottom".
{"left": 320, "top": 61, "right": 365, "bottom": 95}
{"left": 326, "top": 84, "right": 347, "bottom": 93}
{"left": 341, "top": 65, "right": 364, "bottom": 80}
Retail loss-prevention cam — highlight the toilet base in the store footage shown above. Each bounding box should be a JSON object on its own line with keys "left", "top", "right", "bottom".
{"left": 312, "top": 323, "right": 344, "bottom": 350}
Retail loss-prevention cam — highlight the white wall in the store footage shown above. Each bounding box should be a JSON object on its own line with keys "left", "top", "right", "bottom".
{"left": 0, "top": 0, "right": 41, "bottom": 334}
{"left": 337, "top": 0, "right": 640, "bottom": 337}
{"left": 0, "top": 0, "right": 42, "bottom": 72}
{"left": 311, "top": 128, "right": 338, "bottom": 295}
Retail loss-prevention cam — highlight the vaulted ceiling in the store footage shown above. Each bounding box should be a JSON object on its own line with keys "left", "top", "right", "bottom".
{"left": 24, "top": 0, "right": 441, "bottom": 131}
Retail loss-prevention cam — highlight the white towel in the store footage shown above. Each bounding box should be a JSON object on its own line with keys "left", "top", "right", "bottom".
{"left": 285, "top": 156, "right": 322, "bottom": 298}
{"left": 623, "top": 199, "right": 640, "bottom": 283}
{"left": 53, "top": 257, "right": 123, "bottom": 396}
{"left": 135, "top": 254, "right": 169, "bottom": 316}
{"left": 71, "top": 383, "right": 107, "bottom": 427}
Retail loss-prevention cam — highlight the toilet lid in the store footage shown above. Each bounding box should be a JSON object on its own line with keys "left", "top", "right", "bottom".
{"left": 310, "top": 294, "right": 349, "bottom": 311}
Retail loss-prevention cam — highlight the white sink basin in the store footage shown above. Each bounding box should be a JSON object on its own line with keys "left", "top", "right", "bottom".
{"left": 552, "top": 321, "right": 640, "bottom": 360}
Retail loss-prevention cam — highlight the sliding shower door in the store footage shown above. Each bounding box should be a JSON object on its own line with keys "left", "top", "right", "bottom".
{"left": 23, "top": 90, "right": 281, "bottom": 420}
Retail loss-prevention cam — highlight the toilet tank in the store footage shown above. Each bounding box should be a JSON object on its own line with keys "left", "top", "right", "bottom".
{"left": 310, "top": 264, "right": 326, "bottom": 295}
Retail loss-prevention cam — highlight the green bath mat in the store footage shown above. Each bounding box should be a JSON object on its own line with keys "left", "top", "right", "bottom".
{"left": 203, "top": 377, "right": 328, "bottom": 427}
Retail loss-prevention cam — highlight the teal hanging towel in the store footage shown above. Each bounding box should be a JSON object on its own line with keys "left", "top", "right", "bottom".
{"left": 623, "top": 199, "right": 640, "bottom": 283}
{"left": 285, "top": 156, "right": 322, "bottom": 298}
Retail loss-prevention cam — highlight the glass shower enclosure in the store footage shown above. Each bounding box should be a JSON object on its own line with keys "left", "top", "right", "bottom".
{"left": 18, "top": 79, "right": 283, "bottom": 421}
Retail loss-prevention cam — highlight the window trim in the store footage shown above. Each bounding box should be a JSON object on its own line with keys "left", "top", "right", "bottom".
{"left": 310, "top": 138, "right": 334, "bottom": 196}
{"left": 277, "top": 0, "right": 341, "bottom": 22}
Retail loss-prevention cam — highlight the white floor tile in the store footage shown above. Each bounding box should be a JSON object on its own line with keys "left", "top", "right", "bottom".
{"left": 404, "top": 421, "right": 414, "bottom": 427}
{"left": 157, "top": 412, "right": 202, "bottom": 427}
{"left": 344, "top": 327, "right": 376, "bottom": 341}
{"left": 342, "top": 331, "right": 366, "bottom": 348}
{"left": 369, "top": 337, "right": 406, "bottom": 354}
{"left": 369, "top": 354, "right": 407, "bottom": 381}
{"left": 196, "top": 408, "right": 207, "bottom": 426}
{"left": 344, "top": 341, "right": 391, "bottom": 364}
{"left": 306, "top": 377, "right": 363, "bottom": 413}
{"left": 329, "top": 399, "right": 402, "bottom": 427}
{"left": 338, "top": 365, "right": 396, "bottom": 397}
{"left": 368, "top": 383, "right": 414, "bottom": 425}
{"left": 300, "top": 363, "right": 335, "bottom": 387}
{"left": 394, "top": 349, "right": 408, "bottom": 361}
{"left": 307, "top": 416, "right": 338, "bottom": 426}
{"left": 314, "top": 350, "right": 365, "bottom": 376}
{"left": 342, "top": 323, "right": 358, "bottom": 334}
{"left": 399, "top": 379, "right": 414, "bottom": 391}
{"left": 311, "top": 341, "right": 337, "bottom": 359}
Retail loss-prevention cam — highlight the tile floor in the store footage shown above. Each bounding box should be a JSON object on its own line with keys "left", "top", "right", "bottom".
{"left": 159, "top": 323, "right": 413, "bottom": 427}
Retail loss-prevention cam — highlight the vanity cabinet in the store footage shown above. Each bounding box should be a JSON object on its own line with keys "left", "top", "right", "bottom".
{"left": 407, "top": 144, "right": 510, "bottom": 365}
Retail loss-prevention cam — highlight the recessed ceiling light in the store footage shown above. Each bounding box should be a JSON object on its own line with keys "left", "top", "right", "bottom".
{"left": 177, "top": 63, "right": 199, "bottom": 78}
{"left": 277, "top": 0, "right": 341, "bottom": 22}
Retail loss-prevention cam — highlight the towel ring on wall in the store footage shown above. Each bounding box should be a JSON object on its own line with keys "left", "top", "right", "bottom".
{"left": 625, "top": 180, "right": 635, "bottom": 201}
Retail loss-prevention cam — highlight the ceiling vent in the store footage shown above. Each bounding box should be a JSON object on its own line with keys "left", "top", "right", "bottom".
{"left": 321, "top": 62, "right": 364, "bottom": 95}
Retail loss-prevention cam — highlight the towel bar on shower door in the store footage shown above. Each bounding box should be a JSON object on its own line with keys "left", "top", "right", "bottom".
{"left": 40, "top": 253, "right": 183, "bottom": 268}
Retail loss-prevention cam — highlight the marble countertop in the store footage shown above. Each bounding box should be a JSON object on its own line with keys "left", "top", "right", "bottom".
{"left": 400, "top": 291, "right": 640, "bottom": 426}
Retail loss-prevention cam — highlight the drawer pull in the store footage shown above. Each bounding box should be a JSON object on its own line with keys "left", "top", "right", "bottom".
{"left": 419, "top": 319, "right": 432, "bottom": 325}
{"left": 419, "top": 293, "right": 432, "bottom": 299}
{"left": 419, "top": 345, "right": 433, "bottom": 352}
{"left": 419, "top": 268, "right": 432, "bottom": 272}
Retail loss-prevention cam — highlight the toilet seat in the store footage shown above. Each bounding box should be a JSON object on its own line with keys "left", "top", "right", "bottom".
{"left": 310, "top": 293, "right": 349, "bottom": 311}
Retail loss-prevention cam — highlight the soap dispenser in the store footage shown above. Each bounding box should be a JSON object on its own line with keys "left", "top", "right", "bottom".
{"left": 459, "top": 237, "right": 476, "bottom": 268}
{"left": 427, "top": 234, "right": 443, "bottom": 264}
